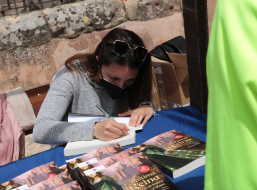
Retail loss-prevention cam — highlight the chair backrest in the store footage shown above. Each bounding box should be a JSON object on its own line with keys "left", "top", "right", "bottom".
{"left": 24, "top": 84, "right": 50, "bottom": 135}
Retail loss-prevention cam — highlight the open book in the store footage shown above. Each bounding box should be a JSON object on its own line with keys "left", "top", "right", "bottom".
{"left": 68, "top": 113, "right": 143, "bottom": 130}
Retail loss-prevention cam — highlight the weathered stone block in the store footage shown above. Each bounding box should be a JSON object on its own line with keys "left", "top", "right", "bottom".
{"left": 137, "top": 0, "right": 181, "bottom": 21}
{"left": 16, "top": 2, "right": 28, "bottom": 15}
{"left": 15, "top": 0, "right": 23, "bottom": 3}
{"left": 0, "top": 0, "right": 7, "bottom": 5}
{"left": 2, "top": 4, "right": 17, "bottom": 16}
{"left": 42, "top": 0, "right": 61, "bottom": 9}
{"left": 43, "top": 0, "right": 127, "bottom": 39}
{"left": 26, "top": 0, "right": 42, "bottom": 11}
{"left": 0, "top": 11, "right": 52, "bottom": 50}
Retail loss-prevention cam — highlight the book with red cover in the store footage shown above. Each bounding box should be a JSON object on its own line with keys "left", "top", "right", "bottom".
{"left": 78, "top": 153, "right": 179, "bottom": 190}
{"left": 65, "top": 143, "right": 124, "bottom": 190}
{"left": 66, "top": 143, "right": 124, "bottom": 170}
{"left": 0, "top": 162, "right": 62, "bottom": 190}
{"left": 77, "top": 147, "right": 138, "bottom": 173}
{"left": 28, "top": 171, "right": 73, "bottom": 190}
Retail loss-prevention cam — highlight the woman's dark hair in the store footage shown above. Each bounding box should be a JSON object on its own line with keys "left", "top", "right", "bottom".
{"left": 65, "top": 28, "right": 154, "bottom": 110}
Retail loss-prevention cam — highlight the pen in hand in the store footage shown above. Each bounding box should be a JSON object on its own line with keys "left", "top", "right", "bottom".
{"left": 96, "top": 104, "right": 115, "bottom": 121}
{"left": 95, "top": 104, "right": 129, "bottom": 137}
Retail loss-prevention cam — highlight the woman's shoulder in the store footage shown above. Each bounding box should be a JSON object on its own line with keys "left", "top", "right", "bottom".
{"left": 52, "top": 60, "right": 87, "bottom": 83}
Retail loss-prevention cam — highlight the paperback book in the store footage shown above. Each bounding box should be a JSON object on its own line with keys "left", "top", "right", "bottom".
{"left": 65, "top": 143, "right": 124, "bottom": 189}
{"left": 53, "top": 181, "right": 82, "bottom": 190}
{"left": 134, "top": 129, "right": 206, "bottom": 178}
{"left": 0, "top": 162, "right": 62, "bottom": 190}
{"left": 66, "top": 143, "right": 124, "bottom": 170}
{"left": 28, "top": 171, "right": 73, "bottom": 190}
{"left": 78, "top": 153, "right": 179, "bottom": 190}
{"left": 77, "top": 147, "right": 139, "bottom": 174}
{"left": 64, "top": 128, "right": 136, "bottom": 156}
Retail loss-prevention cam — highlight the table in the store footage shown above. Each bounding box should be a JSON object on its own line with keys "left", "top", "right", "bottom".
{"left": 0, "top": 106, "right": 207, "bottom": 190}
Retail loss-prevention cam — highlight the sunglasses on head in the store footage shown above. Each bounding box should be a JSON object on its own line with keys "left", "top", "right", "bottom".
{"left": 102, "top": 40, "right": 148, "bottom": 61}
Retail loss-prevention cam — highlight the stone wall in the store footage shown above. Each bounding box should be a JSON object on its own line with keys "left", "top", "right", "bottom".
{"left": 0, "top": 0, "right": 184, "bottom": 93}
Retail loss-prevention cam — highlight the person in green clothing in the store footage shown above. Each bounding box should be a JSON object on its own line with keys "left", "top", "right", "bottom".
{"left": 205, "top": 0, "right": 257, "bottom": 189}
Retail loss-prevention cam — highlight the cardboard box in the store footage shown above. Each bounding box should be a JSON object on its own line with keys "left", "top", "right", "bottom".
{"left": 151, "top": 52, "right": 190, "bottom": 110}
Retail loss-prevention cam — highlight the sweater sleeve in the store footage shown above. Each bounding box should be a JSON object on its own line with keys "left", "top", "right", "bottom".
{"left": 33, "top": 70, "right": 95, "bottom": 145}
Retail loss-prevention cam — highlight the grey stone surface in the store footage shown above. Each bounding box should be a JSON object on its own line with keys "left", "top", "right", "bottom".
{"left": 16, "top": 2, "right": 27, "bottom": 15}
{"left": 0, "top": 0, "right": 181, "bottom": 51}
{"left": 137, "top": 0, "right": 181, "bottom": 21}
{"left": 3, "top": 4, "right": 17, "bottom": 16}
{"left": 0, "top": 11, "right": 52, "bottom": 50}
{"left": 43, "top": 0, "right": 126, "bottom": 38}
{"left": 42, "top": 0, "right": 61, "bottom": 9}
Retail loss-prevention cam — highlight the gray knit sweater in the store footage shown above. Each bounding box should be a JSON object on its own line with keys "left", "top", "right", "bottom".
{"left": 33, "top": 61, "right": 125, "bottom": 145}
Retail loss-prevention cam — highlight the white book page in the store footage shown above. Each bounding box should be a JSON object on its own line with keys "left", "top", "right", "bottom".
{"left": 68, "top": 114, "right": 142, "bottom": 130}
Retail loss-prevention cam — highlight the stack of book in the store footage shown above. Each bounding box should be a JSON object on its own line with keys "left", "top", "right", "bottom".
{"left": 0, "top": 161, "right": 81, "bottom": 190}
{"left": 1, "top": 130, "right": 206, "bottom": 190}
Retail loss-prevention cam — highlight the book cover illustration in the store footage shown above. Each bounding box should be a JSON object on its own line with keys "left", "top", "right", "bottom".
{"left": 53, "top": 181, "right": 82, "bottom": 190}
{"left": 83, "top": 153, "right": 179, "bottom": 190}
{"left": 59, "top": 165, "right": 68, "bottom": 173}
{"left": 28, "top": 171, "right": 73, "bottom": 190}
{"left": 65, "top": 143, "right": 124, "bottom": 190}
{"left": 78, "top": 147, "right": 139, "bottom": 174}
{"left": 134, "top": 130, "right": 206, "bottom": 176}
{"left": 0, "top": 162, "right": 62, "bottom": 190}
{"left": 66, "top": 143, "right": 124, "bottom": 170}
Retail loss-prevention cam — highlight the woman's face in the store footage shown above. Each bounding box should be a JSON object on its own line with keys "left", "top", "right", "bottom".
{"left": 101, "top": 63, "right": 139, "bottom": 88}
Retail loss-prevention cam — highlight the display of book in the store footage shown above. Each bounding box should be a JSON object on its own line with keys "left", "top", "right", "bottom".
{"left": 0, "top": 162, "right": 62, "bottom": 190}
{"left": 66, "top": 143, "right": 124, "bottom": 169}
{"left": 64, "top": 127, "right": 136, "bottom": 156}
{"left": 27, "top": 171, "right": 73, "bottom": 190}
{"left": 78, "top": 153, "right": 180, "bottom": 190}
{"left": 1, "top": 129, "right": 206, "bottom": 190}
{"left": 134, "top": 129, "right": 206, "bottom": 178}
{"left": 65, "top": 143, "right": 124, "bottom": 190}
{"left": 77, "top": 147, "right": 138, "bottom": 174}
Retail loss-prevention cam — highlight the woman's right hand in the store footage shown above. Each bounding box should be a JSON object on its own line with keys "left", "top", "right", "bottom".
{"left": 93, "top": 119, "right": 130, "bottom": 141}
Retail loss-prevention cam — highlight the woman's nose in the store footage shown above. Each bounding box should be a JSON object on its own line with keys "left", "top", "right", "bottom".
{"left": 117, "top": 81, "right": 126, "bottom": 88}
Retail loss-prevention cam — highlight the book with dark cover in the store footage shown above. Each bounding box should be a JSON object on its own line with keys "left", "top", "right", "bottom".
{"left": 65, "top": 143, "right": 124, "bottom": 190}
{"left": 0, "top": 161, "right": 62, "bottom": 190}
{"left": 79, "top": 153, "right": 180, "bottom": 190}
{"left": 134, "top": 130, "right": 206, "bottom": 178}
{"left": 53, "top": 181, "right": 82, "bottom": 190}
{"left": 28, "top": 171, "right": 73, "bottom": 190}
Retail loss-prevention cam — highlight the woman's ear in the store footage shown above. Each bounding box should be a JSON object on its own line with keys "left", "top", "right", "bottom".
{"left": 96, "top": 55, "right": 98, "bottom": 61}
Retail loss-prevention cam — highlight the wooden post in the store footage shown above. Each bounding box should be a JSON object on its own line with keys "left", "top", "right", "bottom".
{"left": 182, "top": 0, "right": 209, "bottom": 113}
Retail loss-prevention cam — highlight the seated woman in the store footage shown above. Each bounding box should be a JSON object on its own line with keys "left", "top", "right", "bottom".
{"left": 33, "top": 28, "right": 157, "bottom": 144}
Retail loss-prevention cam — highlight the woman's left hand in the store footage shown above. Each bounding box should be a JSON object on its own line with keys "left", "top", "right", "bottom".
{"left": 118, "top": 105, "right": 153, "bottom": 127}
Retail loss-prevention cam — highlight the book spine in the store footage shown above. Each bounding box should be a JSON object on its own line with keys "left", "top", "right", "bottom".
{"left": 77, "top": 168, "right": 95, "bottom": 190}
{"left": 66, "top": 163, "right": 87, "bottom": 190}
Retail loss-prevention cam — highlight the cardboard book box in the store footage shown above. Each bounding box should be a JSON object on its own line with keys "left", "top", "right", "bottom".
{"left": 151, "top": 52, "right": 190, "bottom": 110}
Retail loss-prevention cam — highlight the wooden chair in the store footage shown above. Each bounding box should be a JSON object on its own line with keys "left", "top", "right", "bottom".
{"left": 24, "top": 84, "right": 50, "bottom": 135}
